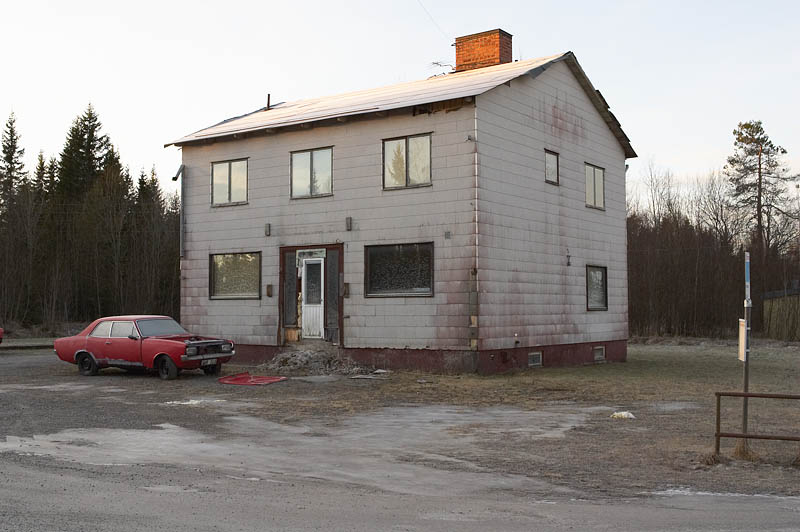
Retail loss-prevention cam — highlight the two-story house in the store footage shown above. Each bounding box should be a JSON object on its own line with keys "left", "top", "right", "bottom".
{"left": 167, "top": 29, "right": 636, "bottom": 373}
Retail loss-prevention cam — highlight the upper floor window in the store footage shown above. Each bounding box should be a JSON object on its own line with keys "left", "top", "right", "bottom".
{"left": 291, "top": 147, "right": 333, "bottom": 198}
{"left": 212, "top": 159, "right": 248, "bottom": 205}
{"left": 545, "top": 150, "right": 559, "bottom": 185}
{"left": 585, "top": 163, "right": 605, "bottom": 209}
{"left": 383, "top": 134, "right": 431, "bottom": 189}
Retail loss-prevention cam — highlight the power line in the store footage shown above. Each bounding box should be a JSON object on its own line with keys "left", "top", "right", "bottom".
{"left": 414, "top": 0, "right": 450, "bottom": 42}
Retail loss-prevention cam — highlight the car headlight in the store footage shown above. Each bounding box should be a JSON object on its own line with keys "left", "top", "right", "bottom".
{"left": 185, "top": 346, "right": 198, "bottom": 356}
{"left": 220, "top": 343, "right": 233, "bottom": 353}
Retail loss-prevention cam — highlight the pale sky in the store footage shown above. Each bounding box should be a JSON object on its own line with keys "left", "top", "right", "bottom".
{"left": 1, "top": 0, "right": 798, "bottom": 196}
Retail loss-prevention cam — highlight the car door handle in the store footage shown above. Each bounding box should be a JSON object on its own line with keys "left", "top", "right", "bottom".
{"left": 105, "top": 341, "right": 112, "bottom": 345}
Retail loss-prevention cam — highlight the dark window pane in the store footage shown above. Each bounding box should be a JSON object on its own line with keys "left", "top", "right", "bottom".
{"left": 312, "top": 148, "right": 332, "bottom": 195}
{"left": 587, "top": 266, "right": 607, "bottom": 309}
{"left": 384, "top": 139, "right": 406, "bottom": 188}
{"left": 292, "top": 152, "right": 311, "bottom": 197}
{"left": 367, "top": 243, "right": 433, "bottom": 296}
{"left": 90, "top": 321, "right": 112, "bottom": 337}
{"left": 212, "top": 162, "right": 229, "bottom": 204}
{"left": 136, "top": 319, "right": 188, "bottom": 337}
{"left": 230, "top": 160, "right": 247, "bottom": 202}
{"left": 211, "top": 253, "right": 260, "bottom": 298}
{"left": 305, "top": 262, "right": 322, "bottom": 304}
{"left": 110, "top": 321, "right": 135, "bottom": 338}
{"left": 408, "top": 136, "right": 431, "bottom": 185}
{"left": 545, "top": 151, "right": 558, "bottom": 183}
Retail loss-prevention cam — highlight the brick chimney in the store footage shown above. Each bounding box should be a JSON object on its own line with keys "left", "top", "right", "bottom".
{"left": 454, "top": 29, "right": 512, "bottom": 72}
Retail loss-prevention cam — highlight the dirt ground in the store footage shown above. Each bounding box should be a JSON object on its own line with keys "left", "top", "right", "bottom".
{"left": 228, "top": 339, "right": 800, "bottom": 497}
{"left": 4, "top": 340, "right": 800, "bottom": 502}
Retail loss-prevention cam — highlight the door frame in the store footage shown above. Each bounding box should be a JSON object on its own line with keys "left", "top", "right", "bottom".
{"left": 300, "top": 257, "right": 325, "bottom": 339}
{"left": 279, "top": 243, "right": 344, "bottom": 346}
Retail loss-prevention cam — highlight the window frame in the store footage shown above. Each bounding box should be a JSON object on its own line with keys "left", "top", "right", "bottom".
{"left": 364, "top": 242, "right": 435, "bottom": 298}
{"left": 290, "top": 146, "right": 334, "bottom": 199}
{"left": 208, "top": 251, "right": 262, "bottom": 300}
{"left": 382, "top": 133, "right": 433, "bottom": 190}
{"left": 586, "top": 265, "right": 608, "bottom": 311}
{"left": 544, "top": 149, "right": 560, "bottom": 185}
{"left": 89, "top": 321, "right": 112, "bottom": 338}
{"left": 585, "top": 162, "right": 605, "bottom": 210}
{"left": 211, "top": 158, "right": 249, "bottom": 206}
{"left": 110, "top": 321, "right": 137, "bottom": 338}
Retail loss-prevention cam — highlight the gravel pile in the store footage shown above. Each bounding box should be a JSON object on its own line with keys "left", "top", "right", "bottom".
{"left": 264, "top": 349, "right": 369, "bottom": 376}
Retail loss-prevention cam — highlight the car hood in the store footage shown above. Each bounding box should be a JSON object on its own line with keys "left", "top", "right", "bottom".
{"left": 144, "top": 335, "right": 228, "bottom": 344}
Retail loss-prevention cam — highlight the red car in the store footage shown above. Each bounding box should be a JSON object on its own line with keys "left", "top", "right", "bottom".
{"left": 54, "top": 315, "right": 235, "bottom": 380}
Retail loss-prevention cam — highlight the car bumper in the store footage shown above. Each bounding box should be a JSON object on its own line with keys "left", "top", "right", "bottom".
{"left": 181, "top": 351, "right": 235, "bottom": 362}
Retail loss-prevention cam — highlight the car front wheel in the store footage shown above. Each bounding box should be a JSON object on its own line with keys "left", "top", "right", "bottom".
{"left": 157, "top": 356, "right": 178, "bottom": 380}
{"left": 77, "top": 353, "right": 99, "bottom": 376}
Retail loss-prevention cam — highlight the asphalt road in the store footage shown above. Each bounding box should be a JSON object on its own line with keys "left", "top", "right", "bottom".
{"left": 1, "top": 349, "right": 799, "bottom": 532}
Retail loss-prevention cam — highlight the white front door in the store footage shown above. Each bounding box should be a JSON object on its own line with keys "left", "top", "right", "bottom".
{"left": 301, "top": 258, "right": 324, "bottom": 338}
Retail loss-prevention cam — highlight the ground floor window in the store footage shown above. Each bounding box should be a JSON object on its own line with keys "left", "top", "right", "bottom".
{"left": 586, "top": 265, "right": 608, "bottom": 310}
{"left": 365, "top": 243, "right": 433, "bottom": 296}
{"left": 210, "top": 252, "right": 261, "bottom": 299}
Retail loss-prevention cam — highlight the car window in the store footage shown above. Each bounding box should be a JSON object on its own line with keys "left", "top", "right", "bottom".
{"left": 89, "top": 321, "right": 112, "bottom": 338}
{"left": 110, "top": 321, "right": 135, "bottom": 338}
{"left": 136, "top": 319, "right": 188, "bottom": 337}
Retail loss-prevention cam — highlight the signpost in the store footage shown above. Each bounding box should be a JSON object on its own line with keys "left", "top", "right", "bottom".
{"left": 741, "top": 252, "right": 752, "bottom": 446}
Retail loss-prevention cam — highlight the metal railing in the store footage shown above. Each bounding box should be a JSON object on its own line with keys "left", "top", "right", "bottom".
{"left": 715, "top": 391, "right": 800, "bottom": 454}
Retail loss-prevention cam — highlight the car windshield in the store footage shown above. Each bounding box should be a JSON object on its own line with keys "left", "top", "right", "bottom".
{"left": 136, "top": 318, "right": 188, "bottom": 337}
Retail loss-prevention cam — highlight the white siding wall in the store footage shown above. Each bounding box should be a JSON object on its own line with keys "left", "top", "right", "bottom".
{"left": 180, "top": 108, "right": 476, "bottom": 349}
{"left": 475, "top": 61, "right": 629, "bottom": 350}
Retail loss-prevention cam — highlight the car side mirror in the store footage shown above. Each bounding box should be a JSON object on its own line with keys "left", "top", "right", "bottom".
{"left": 128, "top": 335, "right": 139, "bottom": 341}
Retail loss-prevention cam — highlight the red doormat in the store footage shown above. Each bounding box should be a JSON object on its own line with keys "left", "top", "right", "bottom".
{"left": 218, "top": 372, "right": 288, "bottom": 386}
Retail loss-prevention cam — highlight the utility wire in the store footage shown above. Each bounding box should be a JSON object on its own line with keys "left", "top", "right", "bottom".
{"left": 415, "top": 0, "right": 450, "bottom": 42}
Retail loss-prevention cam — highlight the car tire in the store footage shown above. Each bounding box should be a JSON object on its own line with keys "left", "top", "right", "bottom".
{"left": 157, "top": 356, "right": 179, "bottom": 380}
{"left": 202, "top": 363, "right": 222, "bottom": 376}
{"left": 77, "top": 353, "right": 99, "bottom": 376}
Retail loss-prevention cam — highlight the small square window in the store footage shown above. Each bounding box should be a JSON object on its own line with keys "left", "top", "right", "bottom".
{"left": 210, "top": 252, "right": 261, "bottom": 299}
{"left": 585, "top": 163, "right": 604, "bottom": 209}
{"left": 211, "top": 159, "right": 248, "bottom": 205}
{"left": 383, "top": 134, "right": 431, "bottom": 189}
{"left": 586, "top": 265, "right": 608, "bottom": 311}
{"left": 291, "top": 147, "right": 333, "bottom": 198}
{"left": 545, "top": 150, "right": 559, "bottom": 185}
{"left": 592, "top": 346, "right": 606, "bottom": 362}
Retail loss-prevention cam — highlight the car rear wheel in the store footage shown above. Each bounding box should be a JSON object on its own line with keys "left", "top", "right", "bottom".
{"left": 202, "top": 362, "right": 222, "bottom": 376}
{"left": 77, "top": 353, "right": 99, "bottom": 376}
{"left": 157, "top": 356, "right": 178, "bottom": 380}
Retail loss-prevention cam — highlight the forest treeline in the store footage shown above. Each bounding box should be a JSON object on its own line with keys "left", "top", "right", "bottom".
{"left": 0, "top": 106, "right": 179, "bottom": 329}
{"left": 0, "top": 108, "right": 797, "bottom": 338}
{"left": 628, "top": 121, "right": 798, "bottom": 336}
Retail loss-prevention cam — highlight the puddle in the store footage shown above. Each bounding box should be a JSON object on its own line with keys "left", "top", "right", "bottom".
{"left": 0, "top": 405, "right": 591, "bottom": 497}
{"left": 163, "top": 399, "right": 227, "bottom": 406}
{"left": 143, "top": 485, "right": 200, "bottom": 493}
{"left": 0, "top": 383, "right": 95, "bottom": 394}
{"left": 652, "top": 488, "right": 800, "bottom": 500}
{"left": 651, "top": 402, "right": 699, "bottom": 412}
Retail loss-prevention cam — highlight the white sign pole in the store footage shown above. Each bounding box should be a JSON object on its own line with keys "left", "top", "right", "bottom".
{"left": 742, "top": 252, "right": 752, "bottom": 443}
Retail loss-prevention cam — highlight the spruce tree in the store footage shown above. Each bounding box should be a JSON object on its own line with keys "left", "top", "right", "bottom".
{"left": 33, "top": 151, "right": 47, "bottom": 195}
{"left": 57, "top": 104, "right": 111, "bottom": 200}
{"left": 0, "top": 112, "right": 26, "bottom": 211}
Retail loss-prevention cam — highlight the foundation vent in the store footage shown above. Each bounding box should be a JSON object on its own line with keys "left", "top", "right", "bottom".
{"left": 593, "top": 346, "right": 606, "bottom": 362}
{"left": 528, "top": 351, "right": 543, "bottom": 367}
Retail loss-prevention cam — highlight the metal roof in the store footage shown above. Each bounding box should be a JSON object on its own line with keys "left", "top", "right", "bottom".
{"left": 167, "top": 52, "right": 636, "bottom": 158}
